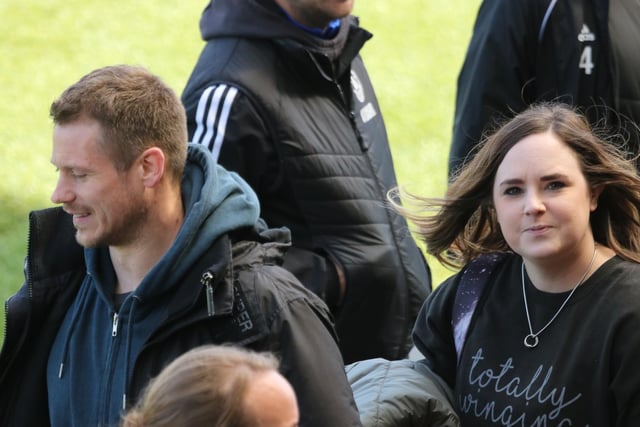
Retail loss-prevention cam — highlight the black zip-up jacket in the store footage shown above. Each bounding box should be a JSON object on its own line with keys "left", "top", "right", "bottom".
{"left": 0, "top": 209, "right": 361, "bottom": 427}
{"left": 181, "top": 0, "right": 432, "bottom": 363}
{"left": 449, "top": 0, "right": 640, "bottom": 177}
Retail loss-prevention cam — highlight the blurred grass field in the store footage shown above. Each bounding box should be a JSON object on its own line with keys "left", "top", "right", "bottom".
{"left": 0, "top": 0, "right": 481, "bottom": 343}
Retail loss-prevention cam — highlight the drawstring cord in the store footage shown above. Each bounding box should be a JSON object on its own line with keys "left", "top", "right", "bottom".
{"left": 121, "top": 295, "right": 140, "bottom": 410}
{"left": 58, "top": 279, "right": 92, "bottom": 378}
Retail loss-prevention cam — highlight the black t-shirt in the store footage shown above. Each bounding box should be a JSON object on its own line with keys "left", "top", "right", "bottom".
{"left": 414, "top": 253, "right": 640, "bottom": 426}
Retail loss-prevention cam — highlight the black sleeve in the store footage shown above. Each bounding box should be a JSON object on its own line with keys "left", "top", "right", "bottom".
{"left": 412, "top": 274, "right": 460, "bottom": 388}
{"left": 449, "top": 0, "right": 543, "bottom": 178}
{"left": 182, "top": 82, "right": 276, "bottom": 193}
{"left": 260, "top": 271, "right": 362, "bottom": 427}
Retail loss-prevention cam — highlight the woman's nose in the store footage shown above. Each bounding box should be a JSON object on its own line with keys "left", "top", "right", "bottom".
{"left": 523, "top": 190, "right": 545, "bottom": 215}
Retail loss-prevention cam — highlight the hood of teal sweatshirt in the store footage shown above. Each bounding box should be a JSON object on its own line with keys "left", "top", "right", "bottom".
{"left": 86, "top": 142, "right": 260, "bottom": 303}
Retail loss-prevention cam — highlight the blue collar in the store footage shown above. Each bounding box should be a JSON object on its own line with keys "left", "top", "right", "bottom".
{"left": 279, "top": 7, "right": 342, "bottom": 39}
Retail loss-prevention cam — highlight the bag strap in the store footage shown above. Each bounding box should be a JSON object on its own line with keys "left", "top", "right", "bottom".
{"left": 451, "top": 253, "right": 507, "bottom": 362}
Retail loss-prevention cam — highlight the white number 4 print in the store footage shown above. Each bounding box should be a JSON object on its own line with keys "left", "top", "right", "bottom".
{"left": 579, "top": 46, "right": 594, "bottom": 75}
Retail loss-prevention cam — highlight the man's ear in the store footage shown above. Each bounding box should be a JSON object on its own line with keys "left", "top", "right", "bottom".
{"left": 590, "top": 184, "right": 604, "bottom": 211}
{"left": 139, "top": 147, "right": 165, "bottom": 188}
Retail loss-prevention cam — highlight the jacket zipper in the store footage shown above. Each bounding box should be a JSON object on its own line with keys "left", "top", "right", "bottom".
{"left": 98, "top": 310, "right": 121, "bottom": 424}
{"left": 201, "top": 271, "right": 216, "bottom": 316}
{"left": 112, "top": 312, "right": 119, "bottom": 337}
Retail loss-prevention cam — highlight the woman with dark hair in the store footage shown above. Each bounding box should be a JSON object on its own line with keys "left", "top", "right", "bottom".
{"left": 396, "top": 103, "right": 640, "bottom": 425}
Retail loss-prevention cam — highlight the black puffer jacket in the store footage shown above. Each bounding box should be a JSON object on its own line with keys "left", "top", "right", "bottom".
{"left": 181, "top": 0, "right": 432, "bottom": 363}
{"left": 449, "top": 0, "right": 640, "bottom": 177}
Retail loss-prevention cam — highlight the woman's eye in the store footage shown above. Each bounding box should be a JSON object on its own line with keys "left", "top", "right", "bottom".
{"left": 547, "top": 181, "right": 566, "bottom": 190}
{"left": 504, "top": 187, "right": 522, "bottom": 196}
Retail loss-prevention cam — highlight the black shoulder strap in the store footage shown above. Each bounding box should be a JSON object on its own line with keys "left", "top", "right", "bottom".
{"left": 451, "top": 253, "right": 507, "bottom": 362}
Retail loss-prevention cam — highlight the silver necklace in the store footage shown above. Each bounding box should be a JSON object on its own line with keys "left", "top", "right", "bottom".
{"left": 521, "top": 245, "right": 597, "bottom": 348}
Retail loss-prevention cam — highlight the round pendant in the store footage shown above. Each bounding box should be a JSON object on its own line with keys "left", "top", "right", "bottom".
{"left": 524, "top": 334, "right": 539, "bottom": 348}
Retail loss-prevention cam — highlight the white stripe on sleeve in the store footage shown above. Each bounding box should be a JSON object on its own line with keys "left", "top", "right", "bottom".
{"left": 211, "top": 86, "right": 238, "bottom": 161}
{"left": 191, "top": 85, "right": 215, "bottom": 146}
{"left": 191, "top": 84, "right": 239, "bottom": 162}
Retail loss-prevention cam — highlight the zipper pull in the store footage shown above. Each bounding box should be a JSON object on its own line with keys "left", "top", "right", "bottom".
{"left": 201, "top": 271, "right": 215, "bottom": 317}
{"left": 112, "top": 312, "right": 119, "bottom": 337}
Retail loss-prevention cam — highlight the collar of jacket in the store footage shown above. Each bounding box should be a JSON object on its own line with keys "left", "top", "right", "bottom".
{"left": 276, "top": 22, "right": 372, "bottom": 80}
{"left": 23, "top": 207, "right": 235, "bottom": 319}
{"left": 153, "top": 233, "right": 236, "bottom": 333}
{"left": 25, "top": 206, "right": 240, "bottom": 338}
{"left": 141, "top": 226, "right": 281, "bottom": 346}
{"left": 26, "top": 206, "right": 85, "bottom": 291}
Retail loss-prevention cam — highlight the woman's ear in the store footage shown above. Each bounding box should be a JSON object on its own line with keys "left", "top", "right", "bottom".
{"left": 139, "top": 147, "right": 165, "bottom": 188}
{"left": 590, "top": 185, "right": 604, "bottom": 211}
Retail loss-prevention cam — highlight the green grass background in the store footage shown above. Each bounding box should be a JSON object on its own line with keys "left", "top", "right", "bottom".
{"left": 0, "top": 0, "right": 481, "bottom": 343}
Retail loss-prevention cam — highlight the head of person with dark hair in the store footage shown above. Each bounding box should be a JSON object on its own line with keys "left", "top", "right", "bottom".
{"left": 395, "top": 102, "right": 640, "bottom": 269}
{"left": 121, "top": 345, "right": 299, "bottom": 427}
